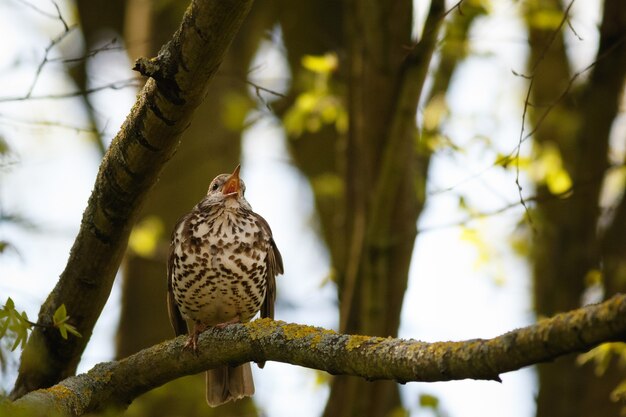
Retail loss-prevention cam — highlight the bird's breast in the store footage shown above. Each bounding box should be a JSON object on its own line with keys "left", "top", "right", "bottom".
{"left": 171, "top": 209, "right": 269, "bottom": 326}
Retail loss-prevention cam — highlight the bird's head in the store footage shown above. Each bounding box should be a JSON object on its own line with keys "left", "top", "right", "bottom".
{"left": 201, "top": 165, "right": 250, "bottom": 209}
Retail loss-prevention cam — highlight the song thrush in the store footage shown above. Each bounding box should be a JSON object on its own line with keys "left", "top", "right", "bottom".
{"left": 167, "top": 165, "right": 283, "bottom": 407}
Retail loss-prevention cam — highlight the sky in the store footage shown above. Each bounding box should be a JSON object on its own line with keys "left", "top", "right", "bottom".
{"left": 0, "top": 1, "right": 603, "bottom": 416}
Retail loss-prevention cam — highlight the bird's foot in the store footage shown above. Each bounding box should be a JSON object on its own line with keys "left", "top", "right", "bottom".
{"left": 214, "top": 316, "right": 241, "bottom": 329}
{"left": 183, "top": 323, "right": 208, "bottom": 352}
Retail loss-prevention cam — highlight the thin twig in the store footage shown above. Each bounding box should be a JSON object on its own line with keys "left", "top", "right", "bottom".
{"left": 430, "top": 1, "right": 619, "bottom": 200}
{"left": 246, "top": 79, "right": 286, "bottom": 112}
{"left": 0, "top": 78, "right": 140, "bottom": 103}
{"left": 48, "top": 38, "right": 122, "bottom": 65}
{"left": 513, "top": 0, "right": 577, "bottom": 228}
{"left": 0, "top": 113, "right": 102, "bottom": 134}
{"left": 516, "top": 75, "right": 535, "bottom": 228}
{"left": 14, "top": 0, "right": 67, "bottom": 29}
{"left": 25, "top": 25, "right": 78, "bottom": 99}
{"left": 421, "top": 162, "right": 625, "bottom": 234}
{"left": 18, "top": 0, "right": 75, "bottom": 96}
{"left": 49, "top": 0, "right": 69, "bottom": 31}
{"left": 566, "top": 18, "right": 584, "bottom": 41}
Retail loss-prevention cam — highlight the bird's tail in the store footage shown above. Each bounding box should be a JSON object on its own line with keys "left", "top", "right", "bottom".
{"left": 205, "top": 363, "right": 255, "bottom": 407}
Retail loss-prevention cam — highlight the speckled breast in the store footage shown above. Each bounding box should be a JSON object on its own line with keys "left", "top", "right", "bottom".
{"left": 170, "top": 206, "right": 269, "bottom": 326}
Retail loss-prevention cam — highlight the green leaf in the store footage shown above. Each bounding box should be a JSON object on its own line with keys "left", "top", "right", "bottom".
{"left": 610, "top": 380, "right": 626, "bottom": 402}
{"left": 584, "top": 269, "right": 603, "bottom": 287}
{"left": 0, "top": 314, "right": 9, "bottom": 338}
{"left": 577, "top": 342, "right": 626, "bottom": 376}
{"left": 311, "top": 173, "right": 344, "bottom": 198}
{"left": 128, "top": 216, "right": 165, "bottom": 258}
{"left": 530, "top": 142, "right": 572, "bottom": 195}
{"left": 529, "top": 8, "right": 564, "bottom": 30}
{"left": 302, "top": 53, "right": 338, "bottom": 74}
{"left": 52, "top": 304, "right": 81, "bottom": 339}
{"left": 0, "top": 136, "right": 8, "bottom": 155}
{"left": 53, "top": 304, "right": 68, "bottom": 326}
{"left": 11, "top": 335, "right": 22, "bottom": 351}
{"left": 423, "top": 94, "right": 448, "bottom": 132}
{"left": 11, "top": 322, "right": 28, "bottom": 351}
{"left": 64, "top": 324, "right": 82, "bottom": 338}
{"left": 58, "top": 324, "right": 68, "bottom": 340}
{"left": 419, "top": 393, "right": 440, "bottom": 408}
{"left": 0, "top": 298, "right": 34, "bottom": 351}
{"left": 57, "top": 322, "right": 83, "bottom": 340}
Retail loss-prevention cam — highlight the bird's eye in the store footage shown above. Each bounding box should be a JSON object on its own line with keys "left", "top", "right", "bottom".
{"left": 211, "top": 183, "right": 219, "bottom": 191}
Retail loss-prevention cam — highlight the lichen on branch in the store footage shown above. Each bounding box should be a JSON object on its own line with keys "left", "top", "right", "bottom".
{"left": 8, "top": 294, "right": 626, "bottom": 417}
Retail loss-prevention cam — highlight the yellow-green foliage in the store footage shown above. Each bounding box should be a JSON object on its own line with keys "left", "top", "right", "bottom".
{"left": 128, "top": 216, "right": 164, "bottom": 258}
{"left": 52, "top": 304, "right": 81, "bottom": 340}
{"left": 459, "top": 225, "right": 507, "bottom": 285}
{"left": 530, "top": 142, "right": 572, "bottom": 195}
{"left": 525, "top": 0, "right": 566, "bottom": 30}
{"left": 283, "top": 53, "right": 347, "bottom": 137}
{"left": 577, "top": 342, "right": 626, "bottom": 377}
{"left": 0, "top": 298, "right": 80, "bottom": 355}
{"left": 0, "top": 298, "right": 31, "bottom": 351}
{"left": 311, "top": 173, "right": 344, "bottom": 198}
{"left": 221, "top": 91, "right": 255, "bottom": 131}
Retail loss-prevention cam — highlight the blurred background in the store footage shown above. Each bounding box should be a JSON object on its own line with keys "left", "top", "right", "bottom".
{"left": 2, "top": 0, "right": 626, "bottom": 416}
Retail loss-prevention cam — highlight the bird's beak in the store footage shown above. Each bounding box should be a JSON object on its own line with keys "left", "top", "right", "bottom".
{"left": 222, "top": 165, "right": 241, "bottom": 197}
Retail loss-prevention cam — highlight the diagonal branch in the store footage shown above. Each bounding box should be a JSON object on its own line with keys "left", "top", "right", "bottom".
{"left": 11, "top": 0, "right": 255, "bottom": 399}
{"left": 340, "top": 0, "right": 446, "bottom": 336}
{"left": 7, "top": 294, "right": 626, "bottom": 417}
{"left": 366, "top": 0, "right": 444, "bottom": 239}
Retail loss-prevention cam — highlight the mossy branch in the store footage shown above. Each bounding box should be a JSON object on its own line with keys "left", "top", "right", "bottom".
{"left": 7, "top": 294, "right": 626, "bottom": 417}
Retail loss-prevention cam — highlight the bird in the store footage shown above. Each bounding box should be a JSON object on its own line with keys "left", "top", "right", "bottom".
{"left": 166, "top": 164, "right": 283, "bottom": 407}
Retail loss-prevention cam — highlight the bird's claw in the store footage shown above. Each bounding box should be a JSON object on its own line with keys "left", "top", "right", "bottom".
{"left": 182, "top": 319, "right": 239, "bottom": 352}
{"left": 214, "top": 316, "right": 241, "bottom": 329}
{"left": 183, "top": 334, "right": 199, "bottom": 352}
{"left": 183, "top": 323, "right": 208, "bottom": 353}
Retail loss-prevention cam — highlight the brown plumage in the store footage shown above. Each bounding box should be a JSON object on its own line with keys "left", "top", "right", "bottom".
{"left": 167, "top": 165, "right": 283, "bottom": 407}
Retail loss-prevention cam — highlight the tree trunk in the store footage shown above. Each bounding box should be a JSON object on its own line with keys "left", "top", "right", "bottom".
{"left": 275, "top": 1, "right": 484, "bottom": 415}
{"left": 321, "top": 1, "right": 444, "bottom": 416}
{"left": 526, "top": 1, "right": 626, "bottom": 416}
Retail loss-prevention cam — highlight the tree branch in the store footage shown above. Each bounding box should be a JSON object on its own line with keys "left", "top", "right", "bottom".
{"left": 7, "top": 294, "right": 626, "bottom": 416}
{"left": 366, "top": 0, "right": 444, "bottom": 240}
{"left": 11, "top": 0, "right": 255, "bottom": 399}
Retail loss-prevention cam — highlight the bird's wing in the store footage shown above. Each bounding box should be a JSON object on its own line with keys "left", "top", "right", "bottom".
{"left": 167, "top": 216, "right": 188, "bottom": 336}
{"left": 254, "top": 213, "right": 284, "bottom": 320}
